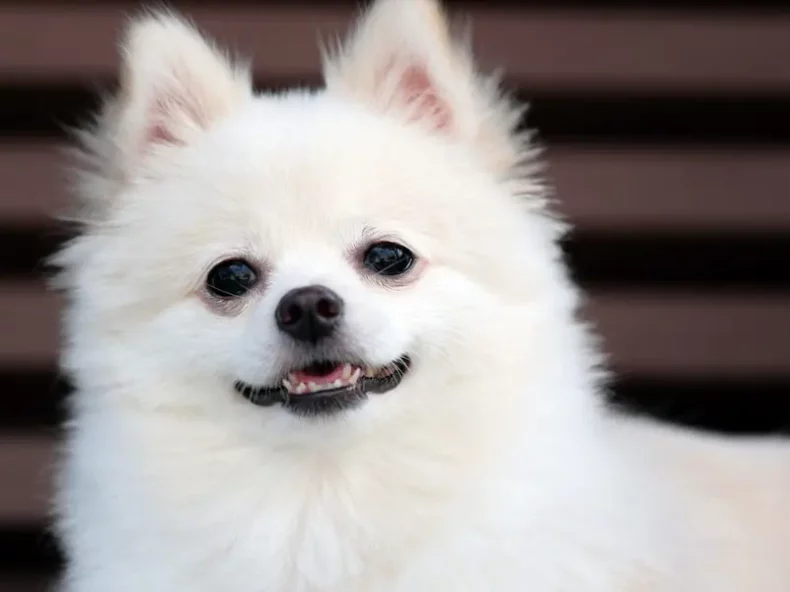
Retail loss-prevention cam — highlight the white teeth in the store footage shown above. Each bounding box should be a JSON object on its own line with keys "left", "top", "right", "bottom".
{"left": 363, "top": 367, "right": 376, "bottom": 378}
{"left": 281, "top": 364, "right": 368, "bottom": 395}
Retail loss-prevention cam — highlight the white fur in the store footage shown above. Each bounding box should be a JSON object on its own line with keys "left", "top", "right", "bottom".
{"left": 52, "top": 1, "right": 790, "bottom": 590}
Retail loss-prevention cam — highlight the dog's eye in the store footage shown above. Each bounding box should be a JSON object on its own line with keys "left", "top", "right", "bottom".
{"left": 363, "top": 242, "right": 415, "bottom": 276}
{"left": 206, "top": 259, "right": 258, "bottom": 298}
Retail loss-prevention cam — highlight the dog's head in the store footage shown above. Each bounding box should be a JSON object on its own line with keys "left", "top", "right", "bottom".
{"left": 56, "top": 0, "right": 578, "bottom": 431}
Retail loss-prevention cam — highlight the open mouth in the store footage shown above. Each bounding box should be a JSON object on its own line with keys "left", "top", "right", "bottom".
{"left": 234, "top": 355, "right": 411, "bottom": 416}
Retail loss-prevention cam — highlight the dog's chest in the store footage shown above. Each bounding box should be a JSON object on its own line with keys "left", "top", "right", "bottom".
{"left": 105, "top": 446, "right": 477, "bottom": 591}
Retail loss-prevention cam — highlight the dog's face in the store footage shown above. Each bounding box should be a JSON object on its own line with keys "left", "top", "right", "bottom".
{"left": 58, "top": 0, "right": 571, "bottom": 426}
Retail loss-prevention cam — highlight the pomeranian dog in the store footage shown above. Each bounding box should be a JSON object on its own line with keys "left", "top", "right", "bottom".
{"left": 51, "top": 0, "right": 790, "bottom": 590}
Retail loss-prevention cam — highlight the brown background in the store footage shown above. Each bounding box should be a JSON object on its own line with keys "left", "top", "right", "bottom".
{"left": 1, "top": 1, "right": 790, "bottom": 590}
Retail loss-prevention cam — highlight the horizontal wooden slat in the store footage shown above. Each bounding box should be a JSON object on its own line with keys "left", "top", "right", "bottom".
{"left": 5, "top": 142, "right": 790, "bottom": 232}
{"left": 0, "top": 286, "right": 58, "bottom": 370}
{"left": 2, "top": 283, "right": 790, "bottom": 377}
{"left": 585, "top": 294, "right": 790, "bottom": 377}
{"left": 0, "top": 434, "right": 54, "bottom": 523}
{"left": 0, "top": 575, "right": 52, "bottom": 592}
{"left": 0, "top": 144, "right": 64, "bottom": 224}
{"left": 5, "top": 88, "right": 790, "bottom": 144}
{"left": 0, "top": 527, "right": 61, "bottom": 580}
{"left": 0, "top": 6, "right": 789, "bottom": 92}
{"left": 6, "top": 372, "right": 790, "bottom": 433}
{"left": 549, "top": 148, "right": 790, "bottom": 232}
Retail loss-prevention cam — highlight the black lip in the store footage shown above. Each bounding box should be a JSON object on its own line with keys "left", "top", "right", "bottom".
{"left": 234, "top": 355, "right": 411, "bottom": 417}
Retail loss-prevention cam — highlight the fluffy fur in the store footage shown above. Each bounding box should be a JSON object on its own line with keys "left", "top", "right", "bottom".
{"left": 52, "top": 1, "right": 790, "bottom": 590}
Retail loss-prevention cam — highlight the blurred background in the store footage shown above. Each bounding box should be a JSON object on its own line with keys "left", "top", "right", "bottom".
{"left": 1, "top": 0, "right": 789, "bottom": 590}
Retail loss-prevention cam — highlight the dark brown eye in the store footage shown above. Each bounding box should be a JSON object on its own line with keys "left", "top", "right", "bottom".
{"left": 363, "top": 242, "right": 415, "bottom": 276}
{"left": 206, "top": 259, "right": 258, "bottom": 298}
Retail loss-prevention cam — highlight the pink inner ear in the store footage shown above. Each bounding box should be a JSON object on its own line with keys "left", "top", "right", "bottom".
{"left": 394, "top": 64, "right": 453, "bottom": 131}
{"left": 143, "top": 92, "right": 199, "bottom": 148}
{"left": 145, "top": 120, "right": 181, "bottom": 147}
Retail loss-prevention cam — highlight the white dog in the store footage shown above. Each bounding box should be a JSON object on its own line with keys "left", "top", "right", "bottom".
{"left": 51, "top": 0, "right": 790, "bottom": 590}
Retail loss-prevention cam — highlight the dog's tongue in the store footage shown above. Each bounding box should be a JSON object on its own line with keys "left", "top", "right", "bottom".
{"left": 290, "top": 364, "right": 344, "bottom": 385}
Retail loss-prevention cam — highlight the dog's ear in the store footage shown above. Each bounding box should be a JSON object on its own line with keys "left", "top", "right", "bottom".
{"left": 323, "top": 0, "right": 526, "bottom": 173}
{"left": 109, "top": 12, "right": 251, "bottom": 175}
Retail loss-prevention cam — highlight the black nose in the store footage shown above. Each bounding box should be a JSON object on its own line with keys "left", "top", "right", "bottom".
{"left": 275, "top": 285, "right": 344, "bottom": 343}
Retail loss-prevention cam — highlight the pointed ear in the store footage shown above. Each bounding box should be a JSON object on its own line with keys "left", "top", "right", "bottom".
{"left": 112, "top": 12, "right": 251, "bottom": 174}
{"left": 323, "top": 0, "right": 526, "bottom": 173}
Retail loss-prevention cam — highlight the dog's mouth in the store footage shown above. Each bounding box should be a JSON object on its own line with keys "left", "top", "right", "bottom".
{"left": 234, "top": 355, "right": 411, "bottom": 416}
